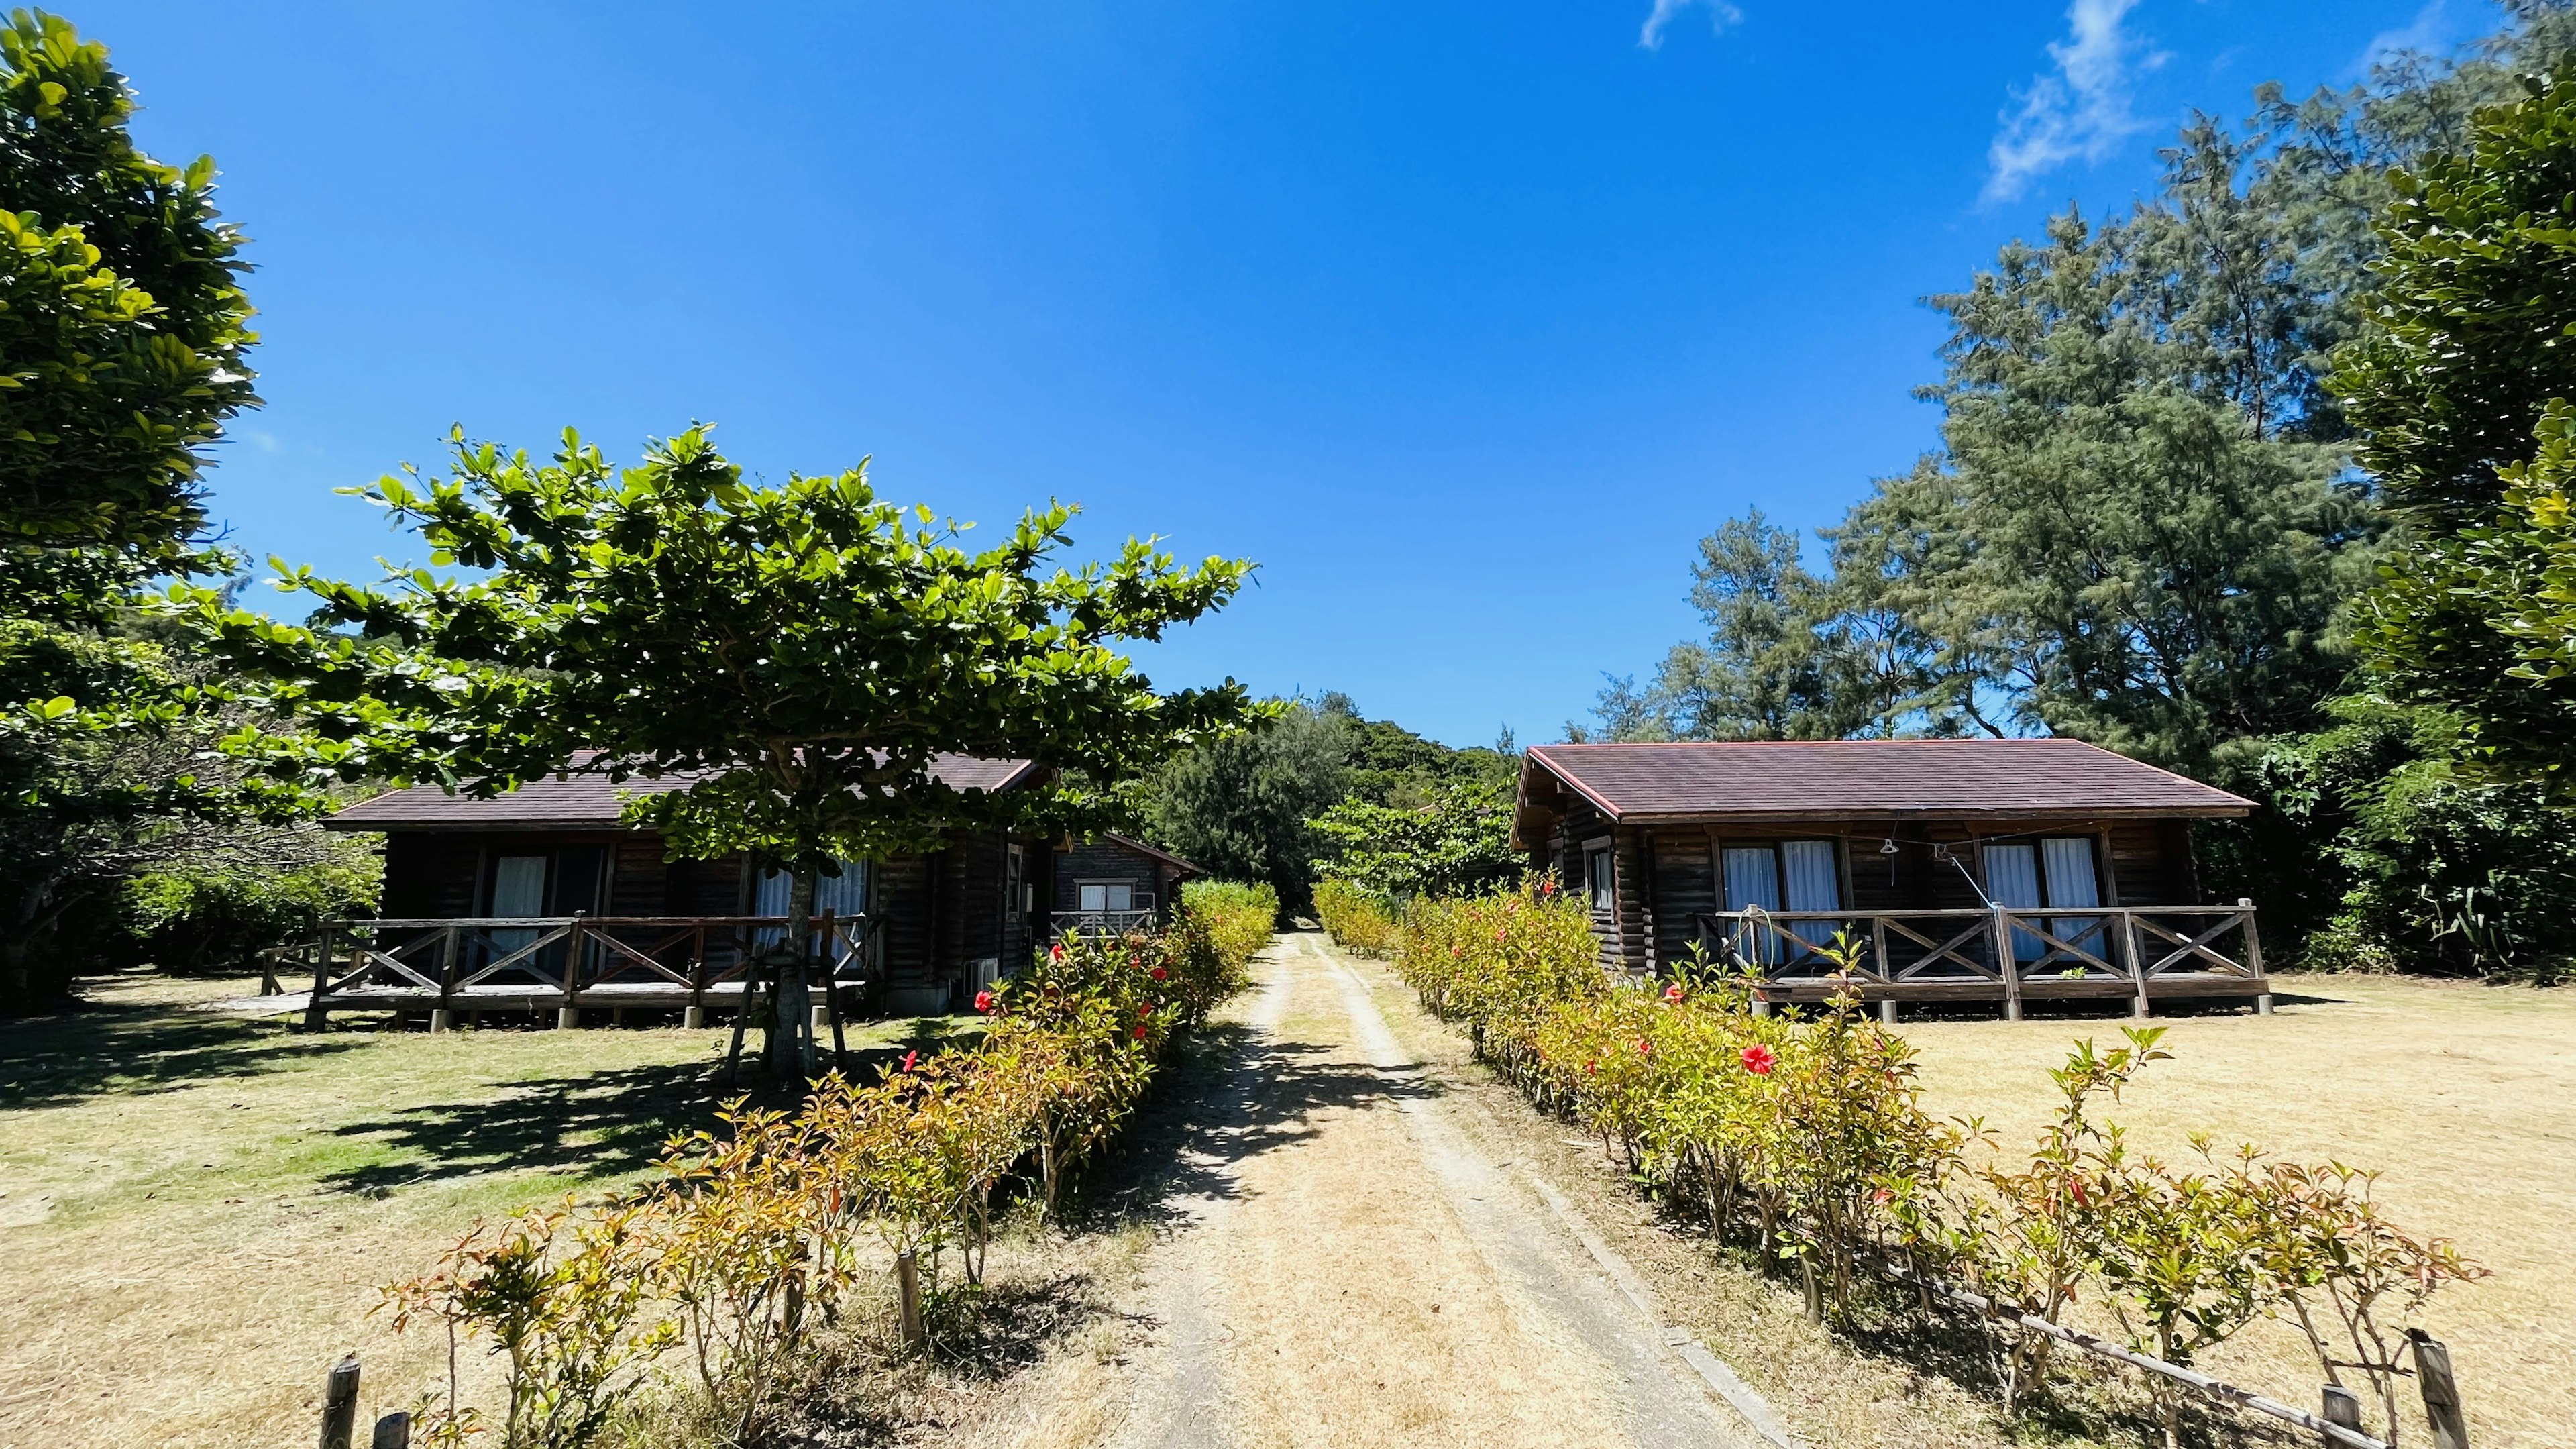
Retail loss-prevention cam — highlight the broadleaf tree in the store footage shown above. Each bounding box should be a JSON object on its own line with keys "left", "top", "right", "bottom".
{"left": 0, "top": 11, "right": 278, "bottom": 1009}
{"left": 180, "top": 426, "right": 1263, "bottom": 1075}
{"left": 2339, "top": 60, "right": 2576, "bottom": 790}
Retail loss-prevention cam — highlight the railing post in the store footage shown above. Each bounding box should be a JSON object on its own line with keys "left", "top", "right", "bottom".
{"left": 318, "top": 1354, "right": 360, "bottom": 1449}
{"left": 431, "top": 926, "right": 461, "bottom": 1034}
{"left": 301, "top": 925, "right": 338, "bottom": 1032}
{"left": 1870, "top": 915, "right": 1890, "bottom": 982}
{"left": 2241, "top": 898, "right": 2273, "bottom": 1016}
{"left": 2408, "top": 1330, "right": 2469, "bottom": 1449}
{"left": 2119, "top": 910, "right": 2147, "bottom": 1020}
{"left": 685, "top": 922, "right": 708, "bottom": 1030}
{"left": 557, "top": 916, "right": 583, "bottom": 1030}
{"left": 1995, "top": 906, "right": 2022, "bottom": 1022}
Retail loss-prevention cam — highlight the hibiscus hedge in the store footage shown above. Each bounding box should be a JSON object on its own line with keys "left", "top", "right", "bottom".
{"left": 1393, "top": 878, "right": 2482, "bottom": 1446}
{"left": 388, "top": 894, "right": 1269, "bottom": 1448}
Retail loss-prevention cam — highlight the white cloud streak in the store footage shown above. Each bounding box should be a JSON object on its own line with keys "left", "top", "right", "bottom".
{"left": 1983, "top": 0, "right": 2156, "bottom": 203}
{"left": 1639, "top": 0, "right": 1743, "bottom": 51}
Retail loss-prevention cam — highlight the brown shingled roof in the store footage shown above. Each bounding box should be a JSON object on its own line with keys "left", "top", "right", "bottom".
{"left": 327, "top": 752, "right": 1040, "bottom": 832}
{"left": 1516, "top": 739, "right": 2249, "bottom": 843}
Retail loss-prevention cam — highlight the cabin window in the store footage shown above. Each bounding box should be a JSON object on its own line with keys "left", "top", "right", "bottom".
{"left": 1584, "top": 842, "right": 1614, "bottom": 913}
{"left": 1983, "top": 837, "right": 2104, "bottom": 961}
{"left": 752, "top": 857, "right": 871, "bottom": 919}
{"left": 481, "top": 845, "right": 607, "bottom": 918}
{"left": 1720, "top": 839, "right": 1845, "bottom": 959}
{"left": 1079, "top": 882, "right": 1134, "bottom": 913}
{"left": 1006, "top": 845, "right": 1028, "bottom": 924}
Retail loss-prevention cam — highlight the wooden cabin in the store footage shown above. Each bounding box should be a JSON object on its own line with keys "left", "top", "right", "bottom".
{"left": 299, "top": 755, "right": 1201, "bottom": 1026}
{"left": 1511, "top": 739, "right": 2269, "bottom": 1018}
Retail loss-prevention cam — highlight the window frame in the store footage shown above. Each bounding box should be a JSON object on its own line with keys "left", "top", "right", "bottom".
{"left": 1583, "top": 839, "right": 1615, "bottom": 914}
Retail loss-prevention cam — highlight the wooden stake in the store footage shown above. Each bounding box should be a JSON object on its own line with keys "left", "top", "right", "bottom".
{"left": 2320, "top": 1384, "right": 2361, "bottom": 1446}
{"left": 319, "top": 1354, "right": 361, "bottom": 1449}
{"left": 896, "top": 1249, "right": 926, "bottom": 1352}
{"left": 371, "top": 1411, "right": 412, "bottom": 1449}
{"left": 2410, "top": 1330, "right": 2469, "bottom": 1449}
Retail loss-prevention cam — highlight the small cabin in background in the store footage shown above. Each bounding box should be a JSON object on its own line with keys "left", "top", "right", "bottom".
{"left": 1511, "top": 739, "right": 2269, "bottom": 1018}
{"left": 302, "top": 754, "right": 1201, "bottom": 1024}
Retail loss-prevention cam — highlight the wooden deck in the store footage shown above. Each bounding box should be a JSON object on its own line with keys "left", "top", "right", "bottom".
{"left": 274, "top": 915, "right": 883, "bottom": 1030}
{"left": 1695, "top": 902, "right": 2268, "bottom": 1020}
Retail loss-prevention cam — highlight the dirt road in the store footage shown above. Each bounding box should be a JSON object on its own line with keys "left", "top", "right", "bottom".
{"left": 991, "top": 932, "right": 1763, "bottom": 1449}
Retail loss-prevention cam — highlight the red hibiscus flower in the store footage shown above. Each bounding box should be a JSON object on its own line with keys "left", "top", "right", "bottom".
{"left": 1051, "top": 942, "right": 1065, "bottom": 962}
{"left": 1585, "top": 1060, "right": 1599, "bottom": 1075}
{"left": 973, "top": 989, "right": 996, "bottom": 1014}
{"left": 1151, "top": 966, "right": 1169, "bottom": 981}
{"left": 1662, "top": 983, "right": 1686, "bottom": 1004}
{"left": 1138, "top": 1002, "right": 1153, "bottom": 1016}
{"left": 1740, "top": 1044, "right": 1776, "bottom": 1075}
{"left": 1133, "top": 1026, "right": 1148, "bottom": 1040}
{"left": 900, "top": 1049, "right": 919, "bottom": 1073}
{"left": 1635, "top": 1036, "right": 1652, "bottom": 1056}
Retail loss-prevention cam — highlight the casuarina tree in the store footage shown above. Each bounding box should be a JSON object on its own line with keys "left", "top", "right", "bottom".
{"left": 180, "top": 426, "right": 1263, "bottom": 1076}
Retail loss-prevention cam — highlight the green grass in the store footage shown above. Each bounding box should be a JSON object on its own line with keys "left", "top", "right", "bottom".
{"left": 0, "top": 967, "right": 976, "bottom": 1449}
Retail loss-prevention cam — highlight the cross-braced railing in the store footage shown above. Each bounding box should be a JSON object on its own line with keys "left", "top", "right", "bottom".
{"left": 1690, "top": 902, "right": 2266, "bottom": 1016}
{"left": 282, "top": 914, "right": 883, "bottom": 1027}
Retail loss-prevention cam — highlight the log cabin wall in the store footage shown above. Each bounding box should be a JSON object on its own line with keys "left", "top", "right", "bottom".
{"left": 1629, "top": 816, "right": 2208, "bottom": 973}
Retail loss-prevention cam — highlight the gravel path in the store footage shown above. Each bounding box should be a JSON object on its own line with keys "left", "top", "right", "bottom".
{"left": 1085, "top": 932, "right": 1756, "bottom": 1449}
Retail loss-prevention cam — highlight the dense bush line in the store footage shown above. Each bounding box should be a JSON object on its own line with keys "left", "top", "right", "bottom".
{"left": 1311, "top": 878, "right": 1398, "bottom": 956}
{"left": 1397, "top": 879, "right": 2482, "bottom": 1446}
{"left": 388, "top": 893, "right": 1267, "bottom": 1448}
{"left": 1175, "top": 878, "right": 1277, "bottom": 967}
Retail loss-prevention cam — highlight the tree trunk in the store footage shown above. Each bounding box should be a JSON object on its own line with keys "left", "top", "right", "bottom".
{"left": 767, "top": 864, "right": 820, "bottom": 1080}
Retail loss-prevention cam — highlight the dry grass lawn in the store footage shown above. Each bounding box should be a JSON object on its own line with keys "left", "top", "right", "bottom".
{"left": 1900, "top": 976, "right": 2576, "bottom": 1449}
{"left": 0, "top": 968, "right": 976, "bottom": 1449}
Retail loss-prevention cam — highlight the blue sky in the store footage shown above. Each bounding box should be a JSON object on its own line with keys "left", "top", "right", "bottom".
{"left": 91, "top": 0, "right": 2492, "bottom": 747}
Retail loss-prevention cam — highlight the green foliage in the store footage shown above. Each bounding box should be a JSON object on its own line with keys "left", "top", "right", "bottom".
{"left": 1391, "top": 894, "right": 2482, "bottom": 1438}
{"left": 178, "top": 426, "right": 1258, "bottom": 1071}
{"left": 107, "top": 826, "right": 377, "bottom": 973}
{"left": 391, "top": 918, "right": 1253, "bottom": 1446}
{"left": 1316, "top": 690, "right": 1516, "bottom": 805}
{"left": 1311, "top": 877, "right": 1399, "bottom": 956}
{"left": 1172, "top": 878, "right": 1277, "bottom": 975}
{"left": 2254, "top": 696, "right": 2576, "bottom": 979}
{"left": 1143, "top": 699, "right": 1350, "bottom": 911}
{"left": 0, "top": 12, "right": 292, "bottom": 1010}
{"left": 1307, "top": 774, "right": 1518, "bottom": 900}
{"left": 2341, "top": 58, "right": 2576, "bottom": 783}
{"left": 0, "top": 8, "right": 258, "bottom": 566}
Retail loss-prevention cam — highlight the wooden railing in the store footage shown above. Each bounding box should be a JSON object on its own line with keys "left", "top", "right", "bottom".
{"left": 281, "top": 914, "right": 883, "bottom": 1028}
{"left": 1692, "top": 902, "right": 2267, "bottom": 1018}
{"left": 1059, "top": 908, "right": 1158, "bottom": 938}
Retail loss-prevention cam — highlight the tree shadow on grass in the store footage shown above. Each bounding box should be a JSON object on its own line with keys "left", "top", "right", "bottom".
{"left": 320, "top": 1058, "right": 761, "bottom": 1197}
{"left": 0, "top": 990, "right": 365, "bottom": 1112}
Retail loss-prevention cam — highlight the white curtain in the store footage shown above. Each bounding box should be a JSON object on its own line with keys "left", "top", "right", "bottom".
{"left": 1984, "top": 843, "right": 2043, "bottom": 961}
{"left": 755, "top": 857, "right": 869, "bottom": 949}
{"left": 2041, "top": 837, "right": 2103, "bottom": 963}
{"left": 1722, "top": 847, "right": 1782, "bottom": 965}
{"left": 1780, "top": 841, "right": 1842, "bottom": 955}
{"left": 488, "top": 855, "right": 547, "bottom": 962}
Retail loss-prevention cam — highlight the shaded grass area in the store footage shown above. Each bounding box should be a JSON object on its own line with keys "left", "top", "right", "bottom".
{"left": 0, "top": 967, "right": 975, "bottom": 1449}
{"left": 1343, "top": 948, "right": 2575, "bottom": 1449}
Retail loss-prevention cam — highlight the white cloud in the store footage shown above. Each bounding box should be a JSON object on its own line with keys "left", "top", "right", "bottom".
{"left": 2357, "top": 0, "right": 2459, "bottom": 74}
{"left": 1639, "top": 0, "right": 1743, "bottom": 51}
{"left": 1983, "top": 0, "right": 2157, "bottom": 203}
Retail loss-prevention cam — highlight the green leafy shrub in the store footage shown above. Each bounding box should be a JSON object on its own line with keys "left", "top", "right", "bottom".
{"left": 1391, "top": 887, "right": 2481, "bottom": 1442}
{"left": 388, "top": 920, "right": 1246, "bottom": 1446}
{"left": 1311, "top": 878, "right": 1399, "bottom": 956}
{"left": 1173, "top": 878, "right": 1277, "bottom": 978}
